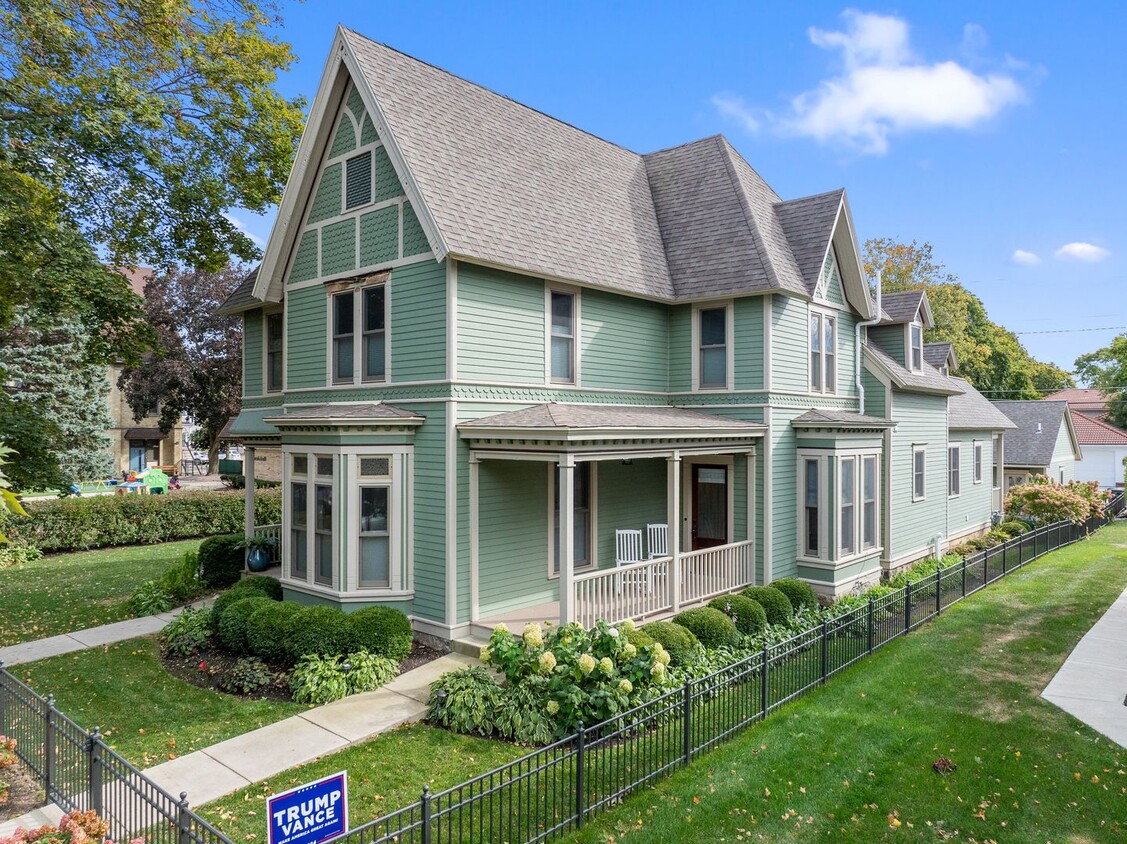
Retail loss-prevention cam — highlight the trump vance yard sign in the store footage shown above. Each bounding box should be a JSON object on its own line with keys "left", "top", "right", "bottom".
{"left": 267, "top": 771, "right": 348, "bottom": 844}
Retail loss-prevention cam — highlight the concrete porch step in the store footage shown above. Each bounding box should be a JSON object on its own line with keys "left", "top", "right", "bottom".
{"left": 451, "top": 633, "right": 490, "bottom": 658}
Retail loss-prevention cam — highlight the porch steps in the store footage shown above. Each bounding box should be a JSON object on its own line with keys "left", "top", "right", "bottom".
{"left": 451, "top": 633, "right": 490, "bottom": 658}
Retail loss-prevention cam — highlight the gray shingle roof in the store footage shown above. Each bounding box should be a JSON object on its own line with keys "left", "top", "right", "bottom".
{"left": 948, "top": 379, "right": 1016, "bottom": 430}
{"left": 878, "top": 290, "right": 926, "bottom": 324}
{"left": 791, "top": 409, "right": 894, "bottom": 428}
{"left": 775, "top": 189, "right": 844, "bottom": 295}
{"left": 266, "top": 403, "right": 424, "bottom": 424}
{"left": 460, "top": 403, "right": 762, "bottom": 431}
{"left": 992, "top": 401, "right": 1074, "bottom": 467}
{"left": 864, "top": 342, "right": 964, "bottom": 396}
{"left": 922, "top": 342, "right": 954, "bottom": 370}
{"left": 219, "top": 266, "right": 261, "bottom": 314}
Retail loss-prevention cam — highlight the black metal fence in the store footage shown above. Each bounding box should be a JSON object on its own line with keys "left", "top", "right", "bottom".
{"left": 1, "top": 493, "right": 1122, "bottom": 844}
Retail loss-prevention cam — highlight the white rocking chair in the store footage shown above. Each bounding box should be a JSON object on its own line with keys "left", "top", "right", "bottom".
{"left": 646, "top": 523, "right": 668, "bottom": 559}
{"left": 615, "top": 529, "right": 644, "bottom": 594}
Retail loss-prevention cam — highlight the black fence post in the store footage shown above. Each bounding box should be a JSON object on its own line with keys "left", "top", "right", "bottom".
{"left": 760, "top": 645, "right": 769, "bottom": 718}
{"left": 177, "top": 792, "right": 192, "bottom": 844}
{"left": 682, "top": 679, "right": 693, "bottom": 765}
{"left": 961, "top": 557, "right": 967, "bottom": 597}
{"left": 820, "top": 619, "right": 828, "bottom": 683}
{"left": 88, "top": 727, "right": 103, "bottom": 817}
{"left": 44, "top": 694, "right": 56, "bottom": 801}
{"left": 575, "top": 723, "right": 585, "bottom": 829}
{"left": 866, "top": 599, "right": 874, "bottom": 654}
{"left": 1001, "top": 541, "right": 1007, "bottom": 576}
{"left": 0, "top": 661, "right": 6, "bottom": 734}
{"left": 904, "top": 581, "right": 912, "bottom": 632}
{"left": 420, "top": 785, "right": 432, "bottom": 844}
{"left": 935, "top": 568, "right": 941, "bottom": 614}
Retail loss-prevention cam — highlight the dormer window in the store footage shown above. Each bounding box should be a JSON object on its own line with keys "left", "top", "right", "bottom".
{"left": 909, "top": 324, "right": 923, "bottom": 371}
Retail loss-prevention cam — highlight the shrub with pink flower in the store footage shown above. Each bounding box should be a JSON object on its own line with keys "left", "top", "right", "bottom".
{"left": 0, "top": 811, "right": 141, "bottom": 844}
{"left": 1005, "top": 477, "right": 1103, "bottom": 525}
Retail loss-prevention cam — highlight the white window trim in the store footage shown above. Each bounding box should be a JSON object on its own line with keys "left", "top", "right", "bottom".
{"left": 326, "top": 280, "right": 392, "bottom": 386}
{"left": 860, "top": 454, "right": 880, "bottom": 553}
{"left": 912, "top": 444, "right": 927, "bottom": 502}
{"left": 973, "top": 440, "right": 983, "bottom": 484}
{"left": 691, "top": 301, "right": 734, "bottom": 391}
{"left": 794, "top": 448, "right": 882, "bottom": 566}
{"left": 545, "top": 284, "right": 580, "bottom": 387}
{"left": 680, "top": 455, "right": 736, "bottom": 552}
{"left": 796, "top": 452, "right": 829, "bottom": 563}
{"left": 907, "top": 322, "right": 924, "bottom": 372}
{"left": 948, "top": 443, "right": 962, "bottom": 498}
{"left": 263, "top": 307, "right": 284, "bottom": 394}
{"left": 809, "top": 306, "right": 838, "bottom": 394}
{"left": 835, "top": 451, "right": 882, "bottom": 561}
{"left": 547, "top": 461, "right": 598, "bottom": 579}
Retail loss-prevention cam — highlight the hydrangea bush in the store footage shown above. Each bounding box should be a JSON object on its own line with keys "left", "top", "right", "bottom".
{"left": 0, "top": 811, "right": 139, "bottom": 844}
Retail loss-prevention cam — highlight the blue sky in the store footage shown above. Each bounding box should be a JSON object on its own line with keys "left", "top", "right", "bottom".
{"left": 236, "top": 1, "right": 1126, "bottom": 376}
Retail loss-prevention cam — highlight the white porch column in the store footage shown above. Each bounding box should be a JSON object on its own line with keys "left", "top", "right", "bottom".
{"left": 469, "top": 455, "right": 481, "bottom": 623}
{"left": 746, "top": 449, "right": 756, "bottom": 586}
{"left": 243, "top": 445, "right": 256, "bottom": 571}
{"left": 558, "top": 455, "right": 576, "bottom": 625}
{"left": 667, "top": 451, "right": 682, "bottom": 613}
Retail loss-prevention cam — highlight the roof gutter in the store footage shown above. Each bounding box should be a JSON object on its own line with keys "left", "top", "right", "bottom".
{"left": 856, "top": 270, "right": 883, "bottom": 415}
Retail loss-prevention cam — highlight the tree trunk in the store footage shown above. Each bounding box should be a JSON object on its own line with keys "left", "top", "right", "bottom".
{"left": 207, "top": 435, "right": 221, "bottom": 475}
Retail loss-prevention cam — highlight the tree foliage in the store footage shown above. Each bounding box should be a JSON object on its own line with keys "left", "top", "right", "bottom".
{"left": 119, "top": 265, "right": 244, "bottom": 473}
{"left": 863, "top": 239, "right": 1074, "bottom": 399}
{"left": 1074, "top": 333, "right": 1127, "bottom": 430}
{"left": 0, "top": 0, "right": 305, "bottom": 275}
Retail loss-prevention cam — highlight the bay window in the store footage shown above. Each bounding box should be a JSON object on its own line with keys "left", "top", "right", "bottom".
{"left": 803, "top": 457, "right": 821, "bottom": 558}
{"left": 800, "top": 449, "right": 881, "bottom": 563}
{"left": 839, "top": 457, "right": 855, "bottom": 556}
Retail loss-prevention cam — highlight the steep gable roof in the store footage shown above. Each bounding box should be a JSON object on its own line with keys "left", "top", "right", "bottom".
{"left": 775, "top": 189, "right": 845, "bottom": 294}
{"left": 878, "top": 290, "right": 932, "bottom": 326}
{"left": 993, "top": 400, "right": 1081, "bottom": 467}
{"left": 948, "top": 378, "right": 1016, "bottom": 430}
{"left": 1071, "top": 413, "right": 1127, "bottom": 446}
{"left": 863, "top": 342, "right": 963, "bottom": 396}
{"left": 923, "top": 341, "right": 956, "bottom": 371}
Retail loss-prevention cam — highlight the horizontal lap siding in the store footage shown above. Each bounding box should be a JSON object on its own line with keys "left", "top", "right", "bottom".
{"left": 769, "top": 407, "right": 801, "bottom": 581}
{"left": 478, "top": 460, "right": 553, "bottom": 616}
{"left": 410, "top": 402, "right": 447, "bottom": 622}
{"left": 734, "top": 297, "right": 765, "bottom": 390}
{"left": 771, "top": 295, "right": 809, "bottom": 393}
{"left": 888, "top": 392, "right": 948, "bottom": 560}
{"left": 243, "top": 310, "right": 263, "bottom": 396}
{"left": 861, "top": 367, "right": 887, "bottom": 418}
{"left": 596, "top": 460, "right": 667, "bottom": 567}
{"left": 286, "top": 286, "right": 327, "bottom": 389}
{"left": 668, "top": 306, "right": 691, "bottom": 392}
{"left": 458, "top": 264, "right": 544, "bottom": 383}
{"left": 835, "top": 310, "right": 858, "bottom": 398}
{"left": 868, "top": 325, "right": 906, "bottom": 366}
{"left": 391, "top": 260, "right": 446, "bottom": 383}
{"left": 947, "top": 432, "right": 993, "bottom": 537}
{"left": 580, "top": 290, "right": 667, "bottom": 391}
{"left": 1051, "top": 422, "right": 1077, "bottom": 483}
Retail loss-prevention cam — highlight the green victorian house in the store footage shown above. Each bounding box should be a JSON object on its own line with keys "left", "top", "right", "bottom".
{"left": 221, "top": 27, "right": 1011, "bottom": 646}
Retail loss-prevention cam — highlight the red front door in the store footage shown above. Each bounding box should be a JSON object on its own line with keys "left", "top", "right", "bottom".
{"left": 691, "top": 464, "right": 728, "bottom": 550}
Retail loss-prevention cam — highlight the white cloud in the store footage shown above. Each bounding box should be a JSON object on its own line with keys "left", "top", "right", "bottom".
{"left": 224, "top": 212, "right": 266, "bottom": 248}
{"left": 1054, "top": 242, "right": 1110, "bottom": 263}
{"left": 1011, "top": 249, "right": 1040, "bottom": 266}
{"left": 715, "top": 10, "right": 1025, "bottom": 155}
{"left": 710, "top": 93, "right": 762, "bottom": 133}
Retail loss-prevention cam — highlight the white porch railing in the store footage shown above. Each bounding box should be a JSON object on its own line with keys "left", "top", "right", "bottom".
{"left": 572, "top": 539, "right": 755, "bottom": 629}
{"left": 253, "top": 523, "right": 282, "bottom": 563}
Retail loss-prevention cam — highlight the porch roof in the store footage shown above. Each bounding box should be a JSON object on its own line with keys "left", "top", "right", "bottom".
{"left": 264, "top": 403, "right": 425, "bottom": 432}
{"left": 459, "top": 402, "right": 764, "bottom": 453}
{"left": 791, "top": 409, "right": 896, "bottom": 431}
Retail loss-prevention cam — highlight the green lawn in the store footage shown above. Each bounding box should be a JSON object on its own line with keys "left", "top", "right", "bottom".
{"left": 565, "top": 521, "right": 1127, "bottom": 843}
{"left": 201, "top": 724, "right": 529, "bottom": 838}
{"left": 14, "top": 637, "right": 300, "bottom": 767}
{"left": 0, "top": 539, "right": 202, "bottom": 646}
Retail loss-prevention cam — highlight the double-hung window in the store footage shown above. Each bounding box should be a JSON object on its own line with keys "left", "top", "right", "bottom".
{"left": 698, "top": 307, "right": 728, "bottom": 389}
{"left": 266, "top": 312, "right": 283, "bottom": 392}
{"left": 550, "top": 291, "right": 575, "bottom": 383}
{"left": 803, "top": 451, "right": 880, "bottom": 562}
{"left": 314, "top": 457, "right": 334, "bottom": 585}
{"left": 909, "top": 324, "right": 923, "bottom": 371}
{"left": 553, "top": 462, "right": 591, "bottom": 574}
{"left": 973, "top": 441, "right": 983, "bottom": 484}
{"left": 912, "top": 446, "right": 926, "bottom": 501}
{"left": 358, "top": 456, "right": 392, "bottom": 588}
{"left": 803, "top": 457, "right": 820, "bottom": 557}
{"left": 948, "top": 444, "right": 961, "bottom": 497}
{"left": 862, "top": 455, "right": 878, "bottom": 550}
{"left": 332, "top": 286, "right": 386, "bottom": 384}
{"left": 839, "top": 457, "right": 856, "bottom": 556}
{"left": 810, "top": 312, "right": 837, "bottom": 393}
{"left": 290, "top": 455, "right": 308, "bottom": 579}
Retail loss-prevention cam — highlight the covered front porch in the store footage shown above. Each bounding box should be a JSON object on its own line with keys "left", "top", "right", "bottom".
{"left": 459, "top": 403, "right": 765, "bottom": 632}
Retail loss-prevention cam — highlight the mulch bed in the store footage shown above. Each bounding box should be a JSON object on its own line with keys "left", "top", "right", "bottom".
{"left": 161, "top": 641, "right": 445, "bottom": 702}
{"left": 0, "top": 760, "right": 45, "bottom": 824}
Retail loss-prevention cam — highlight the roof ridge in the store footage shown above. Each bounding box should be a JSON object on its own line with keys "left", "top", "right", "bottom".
{"left": 715, "top": 137, "right": 785, "bottom": 292}
{"left": 642, "top": 133, "right": 726, "bottom": 158}
{"left": 341, "top": 27, "right": 639, "bottom": 158}
{"left": 774, "top": 187, "right": 846, "bottom": 207}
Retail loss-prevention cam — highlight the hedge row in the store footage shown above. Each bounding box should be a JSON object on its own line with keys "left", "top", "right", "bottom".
{"left": 1, "top": 489, "right": 283, "bottom": 552}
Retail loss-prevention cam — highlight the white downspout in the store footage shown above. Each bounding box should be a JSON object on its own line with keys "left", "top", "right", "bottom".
{"left": 855, "top": 270, "right": 883, "bottom": 415}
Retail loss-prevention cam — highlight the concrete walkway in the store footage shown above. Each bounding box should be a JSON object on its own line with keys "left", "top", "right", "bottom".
{"left": 0, "top": 611, "right": 194, "bottom": 667}
{"left": 1042, "top": 584, "right": 1127, "bottom": 748}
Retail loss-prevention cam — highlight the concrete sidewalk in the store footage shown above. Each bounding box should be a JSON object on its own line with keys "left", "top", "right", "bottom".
{"left": 0, "top": 611, "right": 194, "bottom": 667}
{"left": 1042, "top": 584, "right": 1127, "bottom": 748}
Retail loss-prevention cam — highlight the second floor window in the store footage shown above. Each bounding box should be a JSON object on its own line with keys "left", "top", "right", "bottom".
{"left": 550, "top": 291, "right": 575, "bottom": 383}
{"left": 699, "top": 307, "right": 727, "bottom": 389}
{"left": 810, "top": 312, "right": 837, "bottom": 393}
{"left": 910, "top": 324, "right": 923, "bottom": 371}
{"left": 266, "top": 312, "right": 283, "bottom": 392}
{"left": 332, "top": 286, "right": 386, "bottom": 384}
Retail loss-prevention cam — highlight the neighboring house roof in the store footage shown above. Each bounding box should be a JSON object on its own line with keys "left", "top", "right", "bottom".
{"left": 923, "top": 341, "right": 956, "bottom": 371}
{"left": 1071, "top": 413, "right": 1127, "bottom": 446}
{"left": 1042, "top": 388, "right": 1110, "bottom": 417}
{"left": 877, "top": 290, "right": 933, "bottom": 326}
{"left": 791, "top": 409, "right": 894, "bottom": 429}
{"left": 947, "top": 378, "right": 1017, "bottom": 431}
{"left": 219, "top": 266, "right": 260, "bottom": 314}
{"left": 993, "top": 400, "right": 1082, "bottom": 467}
{"left": 241, "top": 27, "right": 875, "bottom": 319}
{"left": 460, "top": 402, "right": 762, "bottom": 432}
{"left": 863, "top": 342, "right": 964, "bottom": 396}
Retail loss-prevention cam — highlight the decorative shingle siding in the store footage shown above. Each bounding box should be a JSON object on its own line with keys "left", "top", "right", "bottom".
{"left": 360, "top": 114, "right": 378, "bottom": 145}
{"left": 321, "top": 218, "right": 357, "bottom": 276}
{"left": 289, "top": 231, "right": 319, "bottom": 284}
{"left": 734, "top": 296, "right": 765, "bottom": 390}
{"left": 390, "top": 260, "right": 446, "bottom": 382}
{"left": 243, "top": 309, "right": 264, "bottom": 396}
{"left": 457, "top": 263, "right": 545, "bottom": 383}
{"left": 307, "top": 162, "right": 342, "bottom": 225}
{"left": 329, "top": 113, "right": 357, "bottom": 158}
{"left": 358, "top": 206, "right": 399, "bottom": 267}
{"left": 346, "top": 85, "right": 366, "bottom": 123}
{"left": 821, "top": 251, "right": 845, "bottom": 306}
{"left": 373, "top": 146, "right": 402, "bottom": 203}
{"left": 402, "top": 201, "right": 430, "bottom": 257}
{"left": 285, "top": 286, "right": 327, "bottom": 389}
{"left": 580, "top": 289, "right": 668, "bottom": 392}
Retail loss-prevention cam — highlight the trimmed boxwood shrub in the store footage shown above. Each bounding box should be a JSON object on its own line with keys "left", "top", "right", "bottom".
{"left": 210, "top": 578, "right": 282, "bottom": 625}
{"left": 198, "top": 534, "right": 244, "bottom": 589}
{"left": 771, "top": 578, "right": 819, "bottom": 613}
{"left": 741, "top": 586, "right": 793, "bottom": 626}
{"left": 672, "top": 607, "right": 738, "bottom": 649}
{"left": 231, "top": 575, "right": 283, "bottom": 601}
{"left": 708, "top": 594, "right": 767, "bottom": 636}
{"left": 347, "top": 607, "right": 412, "bottom": 662}
{"left": 283, "top": 605, "right": 355, "bottom": 661}
{"left": 626, "top": 627, "right": 656, "bottom": 651}
{"left": 217, "top": 596, "right": 272, "bottom": 652}
{"left": 999, "top": 520, "right": 1029, "bottom": 536}
{"left": 640, "top": 620, "right": 699, "bottom": 665}
{"left": 0, "top": 489, "right": 282, "bottom": 553}
{"left": 246, "top": 601, "right": 304, "bottom": 663}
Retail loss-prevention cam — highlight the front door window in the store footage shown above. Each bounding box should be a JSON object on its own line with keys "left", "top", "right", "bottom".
{"left": 692, "top": 464, "right": 728, "bottom": 550}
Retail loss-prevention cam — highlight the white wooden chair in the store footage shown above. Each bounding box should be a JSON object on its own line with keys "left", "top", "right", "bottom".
{"left": 615, "top": 529, "right": 644, "bottom": 594}
{"left": 646, "top": 523, "right": 668, "bottom": 559}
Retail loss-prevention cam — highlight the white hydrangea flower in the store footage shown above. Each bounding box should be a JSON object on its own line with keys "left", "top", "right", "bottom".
{"left": 618, "top": 679, "right": 633, "bottom": 695}
{"left": 546, "top": 699, "right": 560, "bottom": 716}
{"left": 493, "top": 622, "right": 508, "bottom": 635}
{"left": 577, "top": 653, "right": 596, "bottom": 675}
{"left": 650, "top": 661, "right": 665, "bottom": 678}
{"left": 538, "top": 651, "right": 557, "bottom": 674}
{"left": 621, "top": 619, "right": 636, "bottom": 633}
{"left": 523, "top": 622, "right": 544, "bottom": 648}
{"left": 623, "top": 643, "right": 637, "bottom": 658}
{"left": 599, "top": 656, "right": 615, "bottom": 675}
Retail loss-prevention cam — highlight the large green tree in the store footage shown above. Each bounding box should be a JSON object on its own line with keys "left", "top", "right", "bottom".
{"left": 119, "top": 265, "right": 244, "bottom": 474}
{"left": 1074, "top": 333, "right": 1127, "bottom": 430}
{"left": 863, "top": 239, "right": 1073, "bottom": 398}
